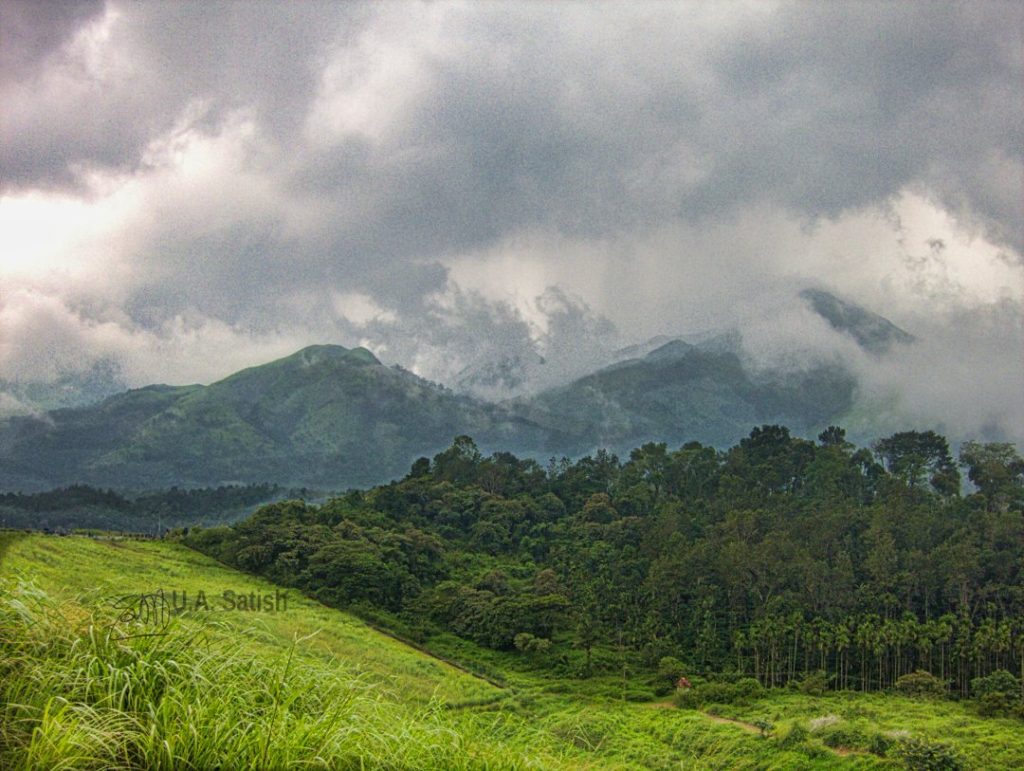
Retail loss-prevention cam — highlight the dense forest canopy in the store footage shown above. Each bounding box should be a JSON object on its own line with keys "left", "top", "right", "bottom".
{"left": 182, "top": 426, "right": 1024, "bottom": 705}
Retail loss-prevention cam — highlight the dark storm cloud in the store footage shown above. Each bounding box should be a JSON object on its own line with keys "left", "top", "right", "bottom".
{"left": 275, "top": 0, "right": 1023, "bottom": 278}
{"left": 704, "top": 2, "right": 1022, "bottom": 247}
{"left": 0, "top": 0, "right": 104, "bottom": 81}
{"left": 4, "top": 1, "right": 1020, "bottom": 254}
{"left": 0, "top": 0, "right": 367, "bottom": 191}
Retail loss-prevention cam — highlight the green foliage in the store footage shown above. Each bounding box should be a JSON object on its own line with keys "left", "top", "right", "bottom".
{"left": 893, "top": 737, "right": 965, "bottom": 770}
{"left": 971, "top": 669, "right": 1020, "bottom": 698}
{"left": 776, "top": 721, "right": 809, "bottom": 748}
{"left": 0, "top": 483, "right": 283, "bottom": 532}
{"left": 959, "top": 441, "right": 1024, "bottom": 511}
{"left": 798, "top": 671, "right": 830, "bottom": 696}
{"left": 873, "top": 430, "right": 959, "bottom": 495}
{"left": 977, "top": 691, "right": 1018, "bottom": 718}
{"left": 971, "top": 670, "right": 1022, "bottom": 718}
{"left": 513, "top": 632, "right": 553, "bottom": 654}
{"left": 818, "top": 724, "right": 869, "bottom": 750}
{"left": 5, "top": 534, "right": 1024, "bottom": 769}
{"left": 896, "top": 671, "right": 948, "bottom": 699}
{"left": 0, "top": 546, "right": 562, "bottom": 769}
{"left": 657, "top": 655, "right": 687, "bottom": 685}
{"left": 868, "top": 731, "right": 894, "bottom": 756}
{"left": 160, "top": 426, "right": 1024, "bottom": 709}
{"left": 675, "top": 678, "right": 765, "bottom": 709}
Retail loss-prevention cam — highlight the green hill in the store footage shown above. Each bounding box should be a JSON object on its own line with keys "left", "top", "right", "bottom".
{"left": 0, "top": 533, "right": 495, "bottom": 703}
{"left": 0, "top": 345, "right": 555, "bottom": 491}
{"left": 514, "top": 340, "right": 855, "bottom": 454}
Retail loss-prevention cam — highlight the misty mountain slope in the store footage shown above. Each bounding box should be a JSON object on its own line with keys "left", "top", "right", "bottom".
{"left": 0, "top": 345, "right": 556, "bottom": 491}
{"left": 801, "top": 288, "right": 915, "bottom": 354}
{"left": 0, "top": 384, "right": 202, "bottom": 490}
{"left": 0, "top": 291, "right": 927, "bottom": 492}
{"left": 513, "top": 339, "right": 856, "bottom": 454}
{"left": 0, "top": 360, "right": 127, "bottom": 417}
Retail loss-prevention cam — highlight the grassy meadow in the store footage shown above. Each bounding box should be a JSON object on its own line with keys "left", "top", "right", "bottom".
{"left": 2, "top": 532, "right": 1021, "bottom": 769}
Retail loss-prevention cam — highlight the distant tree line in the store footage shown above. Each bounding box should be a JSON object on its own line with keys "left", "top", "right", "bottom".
{"left": 0, "top": 483, "right": 288, "bottom": 532}
{"left": 181, "top": 427, "right": 1024, "bottom": 705}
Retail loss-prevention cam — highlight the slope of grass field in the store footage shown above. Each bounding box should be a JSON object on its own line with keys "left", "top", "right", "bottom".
{"left": 0, "top": 533, "right": 493, "bottom": 705}
{"left": 2, "top": 533, "right": 1021, "bottom": 770}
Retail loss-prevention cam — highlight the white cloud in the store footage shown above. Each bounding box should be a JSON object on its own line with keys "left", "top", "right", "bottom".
{"left": 332, "top": 292, "right": 396, "bottom": 325}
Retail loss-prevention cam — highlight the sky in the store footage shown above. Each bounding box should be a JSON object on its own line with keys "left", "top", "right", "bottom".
{"left": 0, "top": 1, "right": 1022, "bottom": 438}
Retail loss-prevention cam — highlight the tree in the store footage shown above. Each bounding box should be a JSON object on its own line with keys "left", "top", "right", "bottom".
{"left": 407, "top": 457, "right": 431, "bottom": 479}
{"left": 621, "top": 442, "right": 669, "bottom": 499}
{"left": 432, "top": 436, "right": 482, "bottom": 486}
{"left": 959, "top": 441, "right": 1024, "bottom": 512}
{"left": 818, "top": 425, "right": 851, "bottom": 448}
{"left": 873, "top": 430, "right": 959, "bottom": 496}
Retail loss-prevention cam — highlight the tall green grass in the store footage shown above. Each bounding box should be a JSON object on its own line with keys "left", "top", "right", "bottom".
{"left": 0, "top": 534, "right": 496, "bottom": 705}
{"left": 0, "top": 579, "right": 565, "bottom": 769}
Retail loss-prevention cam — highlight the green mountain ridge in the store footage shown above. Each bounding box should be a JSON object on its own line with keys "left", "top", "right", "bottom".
{"left": 0, "top": 340, "right": 859, "bottom": 492}
{"left": 1, "top": 286, "right": 920, "bottom": 492}
{"left": 511, "top": 339, "right": 856, "bottom": 455}
{"left": 0, "top": 344, "right": 557, "bottom": 491}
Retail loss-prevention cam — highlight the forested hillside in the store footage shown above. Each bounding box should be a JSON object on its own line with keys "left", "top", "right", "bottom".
{"left": 0, "top": 345, "right": 556, "bottom": 491}
{"left": 184, "top": 427, "right": 1024, "bottom": 708}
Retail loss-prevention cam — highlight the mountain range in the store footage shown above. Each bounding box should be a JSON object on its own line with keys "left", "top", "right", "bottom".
{"left": 0, "top": 290, "right": 915, "bottom": 491}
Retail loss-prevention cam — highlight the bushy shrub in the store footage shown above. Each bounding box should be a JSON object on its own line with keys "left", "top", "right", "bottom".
{"left": 801, "top": 744, "right": 832, "bottom": 760}
{"left": 976, "top": 690, "right": 1021, "bottom": 718}
{"left": 734, "top": 677, "right": 765, "bottom": 697}
{"left": 971, "top": 669, "right": 1020, "bottom": 698}
{"left": 673, "top": 687, "right": 702, "bottom": 709}
{"left": 658, "top": 655, "right": 687, "bottom": 685}
{"left": 690, "top": 683, "right": 727, "bottom": 707}
{"left": 868, "top": 732, "right": 894, "bottom": 756}
{"left": 798, "top": 670, "right": 830, "bottom": 696}
{"left": 893, "top": 737, "right": 965, "bottom": 771}
{"left": 895, "top": 670, "right": 947, "bottom": 699}
{"left": 752, "top": 718, "right": 774, "bottom": 738}
{"left": 639, "top": 640, "right": 684, "bottom": 668}
{"left": 513, "top": 632, "right": 552, "bottom": 654}
{"left": 819, "top": 724, "right": 869, "bottom": 751}
{"left": 777, "top": 722, "right": 809, "bottom": 748}
{"left": 971, "top": 670, "right": 1022, "bottom": 718}
{"left": 672, "top": 677, "right": 764, "bottom": 709}
{"left": 652, "top": 680, "right": 675, "bottom": 697}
